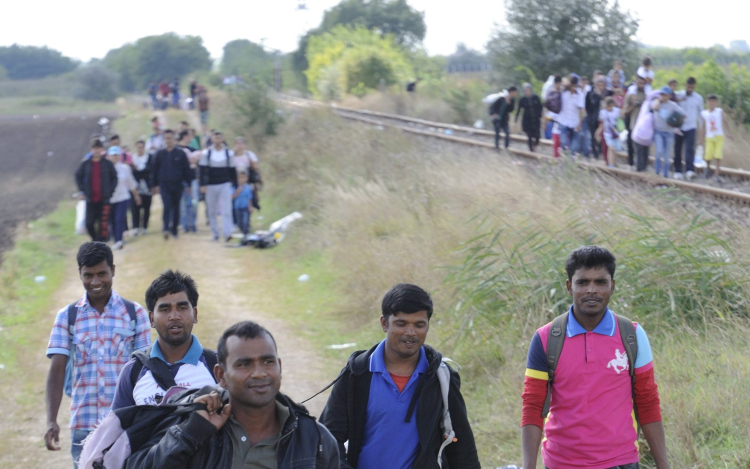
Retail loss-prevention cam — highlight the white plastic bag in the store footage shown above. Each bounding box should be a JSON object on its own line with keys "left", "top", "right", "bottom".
{"left": 75, "top": 200, "right": 87, "bottom": 235}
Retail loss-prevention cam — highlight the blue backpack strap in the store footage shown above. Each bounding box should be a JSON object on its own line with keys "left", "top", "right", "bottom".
{"left": 121, "top": 298, "right": 138, "bottom": 332}
{"left": 64, "top": 302, "right": 79, "bottom": 398}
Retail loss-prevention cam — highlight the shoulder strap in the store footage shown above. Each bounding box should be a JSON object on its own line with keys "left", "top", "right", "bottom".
{"left": 202, "top": 348, "right": 219, "bottom": 383}
{"left": 436, "top": 358, "right": 460, "bottom": 468}
{"left": 132, "top": 347, "right": 178, "bottom": 392}
{"left": 67, "top": 303, "right": 78, "bottom": 336}
{"left": 121, "top": 299, "right": 137, "bottom": 325}
{"left": 616, "top": 314, "right": 639, "bottom": 426}
{"left": 542, "top": 312, "right": 568, "bottom": 418}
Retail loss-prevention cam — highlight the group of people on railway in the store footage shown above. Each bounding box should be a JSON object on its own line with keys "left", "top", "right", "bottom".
{"left": 74, "top": 117, "right": 262, "bottom": 250}
{"left": 491, "top": 57, "right": 733, "bottom": 182}
{"left": 44, "top": 241, "right": 671, "bottom": 469}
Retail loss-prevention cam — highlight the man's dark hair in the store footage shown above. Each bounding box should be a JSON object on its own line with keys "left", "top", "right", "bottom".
{"left": 668, "top": 78, "right": 678, "bottom": 86}
{"left": 135, "top": 139, "right": 145, "bottom": 145}
{"left": 180, "top": 121, "right": 189, "bottom": 126}
{"left": 77, "top": 242, "right": 113, "bottom": 270}
{"left": 554, "top": 75, "right": 562, "bottom": 83}
{"left": 564, "top": 246, "right": 616, "bottom": 281}
{"left": 381, "top": 283, "right": 433, "bottom": 322}
{"left": 569, "top": 76, "right": 579, "bottom": 86}
{"left": 109, "top": 134, "right": 120, "bottom": 142}
{"left": 217, "top": 321, "right": 277, "bottom": 365}
{"left": 212, "top": 130, "right": 223, "bottom": 136}
{"left": 178, "top": 130, "right": 190, "bottom": 141}
{"left": 151, "top": 116, "right": 159, "bottom": 122}
{"left": 508, "top": 86, "right": 518, "bottom": 93}
{"left": 642, "top": 57, "right": 652, "bottom": 67}
{"left": 707, "top": 94, "right": 718, "bottom": 101}
{"left": 687, "top": 76, "right": 697, "bottom": 85}
{"left": 91, "top": 140, "right": 104, "bottom": 149}
{"left": 163, "top": 129, "right": 174, "bottom": 135}
{"left": 145, "top": 269, "right": 199, "bottom": 312}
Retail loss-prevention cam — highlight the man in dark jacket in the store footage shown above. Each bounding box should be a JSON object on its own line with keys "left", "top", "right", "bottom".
{"left": 490, "top": 87, "right": 517, "bottom": 150}
{"left": 75, "top": 140, "right": 118, "bottom": 241}
{"left": 125, "top": 321, "right": 339, "bottom": 469}
{"left": 515, "top": 83, "right": 543, "bottom": 151}
{"left": 152, "top": 129, "right": 193, "bottom": 239}
{"left": 320, "top": 284, "right": 481, "bottom": 469}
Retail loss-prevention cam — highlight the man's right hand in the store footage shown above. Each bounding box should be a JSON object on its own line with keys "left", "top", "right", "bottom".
{"left": 200, "top": 186, "right": 207, "bottom": 194}
{"left": 195, "top": 392, "right": 231, "bottom": 430}
{"left": 44, "top": 421, "right": 60, "bottom": 451}
{"left": 151, "top": 186, "right": 160, "bottom": 195}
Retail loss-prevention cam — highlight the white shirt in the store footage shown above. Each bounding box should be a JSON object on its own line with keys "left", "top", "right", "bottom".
{"left": 557, "top": 90, "right": 584, "bottom": 128}
{"left": 233, "top": 151, "right": 258, "bottom": 173}
{"left": 202, "top": 145, "right": 234, "bottom": 165}
{"left": 702, "top": 108, "right": 724, "bottom": 138}
{"left": 676, "top": 91, "right": 704, "bottom": 131}
{"left": 110, "top": 162, "right": 138, "bottom": 204}
{"left": 146, "top": 134, "right": 165, "bottom": 154}
{"left": 637, "top": 66, "right": 655, "bottom": 81}
{"left": 598, "top": 107, "right": 621, "bottom": 138}
{"left": 132, "top": 152, "right": 149, "bottom": 171}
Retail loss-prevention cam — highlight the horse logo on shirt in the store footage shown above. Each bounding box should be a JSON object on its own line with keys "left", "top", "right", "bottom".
{"left": 607, "top": 349, "right": 629, "bottom": 374}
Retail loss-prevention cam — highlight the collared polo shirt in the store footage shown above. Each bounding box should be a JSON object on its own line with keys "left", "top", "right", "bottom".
{"left": 226, "top": 401, "right": 291, "bottom": 469}
{"left": 110, "top": 335, "right": 216, "bottom": 410}
{"left": 358, "top": 339, "right": 429, "bottom": 469}
{"left": 47, "top": 291, "right": 151, "bottom": 430}
{"left": 523, "top": 307, "right": 654, "bottom": 469}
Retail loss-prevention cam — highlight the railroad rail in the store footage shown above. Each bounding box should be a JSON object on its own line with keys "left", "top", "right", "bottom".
{"left": 278, "top": 95, "right": 750, "bottom": 205}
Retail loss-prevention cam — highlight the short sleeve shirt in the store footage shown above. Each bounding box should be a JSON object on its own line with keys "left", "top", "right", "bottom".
{"left": 46, "top": 292, "right": 151, "bottom": 430}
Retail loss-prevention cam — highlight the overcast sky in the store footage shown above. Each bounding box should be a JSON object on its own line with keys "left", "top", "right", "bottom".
{"left": 2, "top": 0, "right": 749, "bottom": 61}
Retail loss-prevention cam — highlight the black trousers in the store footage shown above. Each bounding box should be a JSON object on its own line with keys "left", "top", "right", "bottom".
{"left": 625, "top": 115, "right": 635, "bottom": 166}
{"left": 493, "top": 119, "right": 510, "bottom": 149}
{"left": 131, "top": 194, "right": 152, "bottom": 230}
{"left": 635, "top": 143, "right": 650, "bottom": 171}
{"left": 85, "top": 201, "right": 110, "bottom": 241}
{"left": 161, "top": 185, "right": 182, "bottom": 236}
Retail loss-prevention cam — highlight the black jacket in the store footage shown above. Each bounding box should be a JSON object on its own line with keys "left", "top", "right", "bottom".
{"left": 152, "top": 147, "right": 193, "bottom": 188}
{"left": 489, "top": 97, "right": 515, "bottom": 124}
{"left": 199, "top": 147, "right": 238, "bottom": 187}
{"left": 319, "top": 344, "right": 481, "bottom": 469}
{"left": 125, "top": 387, "right": 339, "bottom": 469}
{"left": 75, "top": 157, "right": 118, "bottom": 203}
{"left": 515, "top": 95, "right": 543, "bottom": 133}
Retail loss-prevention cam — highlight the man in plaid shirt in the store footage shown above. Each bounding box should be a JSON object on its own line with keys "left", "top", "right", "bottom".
{"left": 44, "top": 242, "right": 150, "bottom": 468}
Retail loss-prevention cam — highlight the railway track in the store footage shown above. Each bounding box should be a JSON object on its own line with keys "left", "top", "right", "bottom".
{"left": 278, "top": 95, "right": 750, "bottom": 205}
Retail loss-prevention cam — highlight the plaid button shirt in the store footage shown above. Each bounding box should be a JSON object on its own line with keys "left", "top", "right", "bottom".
{"left": 47, "top": 291, "right": 151, "bottom": 430}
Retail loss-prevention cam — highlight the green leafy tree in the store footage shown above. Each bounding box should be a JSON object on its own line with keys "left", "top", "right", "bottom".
{"left": 104, "top": 33, "right": 211, "bottom": 91}
{"left": 230, "top": 77, "right": 285, "bottom": 151}
{"left": 221, "top": 39, "right": 276, "bottom": 84}
{"left": 0, "top": 45, "right": 77, "bottom": 80}
{"left": 292, "top": 0, "right": 425, "bottom": 87}
{"left": 487, "top": 0, "right": 639, "bottom": 83}
{"left": 74, "top": 65, "right": 119, "bottom": 102}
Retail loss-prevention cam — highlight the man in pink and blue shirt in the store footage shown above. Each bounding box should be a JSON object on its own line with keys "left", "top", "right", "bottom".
{"left": 522, "top": 246, "right": 670, "bottom": 469}
{"left": 44, "top": 242, "right": 150, "bottom": 468}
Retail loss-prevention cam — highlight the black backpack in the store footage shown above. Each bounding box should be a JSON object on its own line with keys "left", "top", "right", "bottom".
{"left": 129, "top": 345, "right": 219, "bottom": 401}
{"left": 542, "top": 312, "right": 639, "bottom": 423}
{"left": 544, "top": 90, "right": 562, "bottom": 114}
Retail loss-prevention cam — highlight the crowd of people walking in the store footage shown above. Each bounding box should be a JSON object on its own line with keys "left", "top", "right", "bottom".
{"left": 491, "top": 57, "right": 733, "bottom": 182}
{"left": 75, "top": 113, "right": 262, "bottom": 249}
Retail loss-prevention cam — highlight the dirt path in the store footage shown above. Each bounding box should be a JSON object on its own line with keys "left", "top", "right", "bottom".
{"left": 1, "top": 201, "right": 328, "bottom": 469}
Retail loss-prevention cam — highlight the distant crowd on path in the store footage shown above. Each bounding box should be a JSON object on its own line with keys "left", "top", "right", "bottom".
{"left": 75, "top": 115, "right": 262, "bottom": 250}
{"left": 490, "top": 56, "right": 734, "bottom": 182}
{"left": 43, "top": 242, "right": 671, "bottom": 469}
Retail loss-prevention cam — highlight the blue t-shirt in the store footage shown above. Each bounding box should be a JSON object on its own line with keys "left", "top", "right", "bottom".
{"left": 233, "top": 184, "right": 253, "bottom": 210}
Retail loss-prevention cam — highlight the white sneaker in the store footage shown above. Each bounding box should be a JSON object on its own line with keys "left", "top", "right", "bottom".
{"left": 628, "top": 165, "right": 635, "bottom": 172}
{"left": 673, "top": 173, "right": 683, "bottom": 180}
{"left": 686, "top": 170, "right": 696, "bottom": 181}
{"left": 113, "top": 241, "right": 124, "bottom": 250}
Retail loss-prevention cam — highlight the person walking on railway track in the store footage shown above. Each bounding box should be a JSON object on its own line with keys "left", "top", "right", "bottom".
{"left": 595, "top": 97, "right": 622, "bottom": 168}
{"left": 521, "top": 246, "right": 670, "bottom": 469}
{"left": 75, "top": 140, "right": 118, "bottom": 242}
{"left": 623, "top": 75, "right": 648, "bottom": 171}
{"left": 106, "top": 146, "right": 141, "bottom": 250}
{"left": 131, "top": 140, "right": 154, "bottom": 235}
{"left": 44, "top": 242, "right": 151, "bottom": 468}
{"left": 490, "top": 86, "right": 517, "bottom": 150}
{"left": 556, "top": 76, "right": 585, "bottom": 157}
{"left": 515, "top": 83, "right": 543, "bottom": 151}
{"left": 111, "top": 270, "right": 218, "bottom": 410}
{"left": 320, "top": 283, "right": 481, "bottom": 469}
{"left": 585, "top": 77, "right": 612, "bottom": 161}
{"left": 700, "top": 94, "right": 734, "bottom": 183}
{"left": 123, "top": 320, "right": 339, "bottom": 469}
{"left": 152, "top": 129, "right": 193, "bottom": 239}
{"left": 178, "top": 130, "right": 200, "bottom": 233}
{"left": 673, "top": 77, "right": 704, "bottom": 181}
{"left": 652, "top": 86, "right": 686, "bottom": 178}
{"left": 199, "top": 131, "right": 237, "bottom": 242}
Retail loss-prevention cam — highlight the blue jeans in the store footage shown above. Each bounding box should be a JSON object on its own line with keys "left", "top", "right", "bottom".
{"left": 71, "top": 429, "right": 91, "bottom": 468}
{"left": 559, "top": 125, "right": 581, "bottom": 154}
{"left": 234, "top": 207, "right": 250, "bottom": 235}
{"left": 180, "top": 180, "right": 199, "bottom": 232}
{"left": 674, "top": 128, "right": 696, "bottom": 173}
{"left": 493, "top": 119, "right": 510, "bottom": 149}
{"left": 110, "top": 200, "right": 130, "bottom": 243}
{"left": 654, "top": 130, "right": 674, "bottom": 177}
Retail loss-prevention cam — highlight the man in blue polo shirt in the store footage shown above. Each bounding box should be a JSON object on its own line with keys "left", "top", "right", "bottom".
{"left": 320, "top": 284, "right": 481, "bottom": 469}
{"left": 111, "top": 270, "right": 217, "bottom": 409}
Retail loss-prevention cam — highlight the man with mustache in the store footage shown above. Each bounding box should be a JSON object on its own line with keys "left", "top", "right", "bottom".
{"left": 111, "top": 270, "right": 217, "bottom": 409}
{"left": 521, "top": 246, "right": 670, "bottom": 469}
{"left": 320, "top": 284, "right": 481, "bottom": 469}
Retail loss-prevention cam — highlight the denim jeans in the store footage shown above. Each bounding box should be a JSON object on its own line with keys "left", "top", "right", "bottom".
{"left": 654, "top": 130, "right": 674, "bottom": 177}
{"left": 180, "top": 179, "right": 199, "bottom": 232}
{"left": 234, "top": 207, "right": 250, "bottom": 235}
{"left": 493, "top": 119, "right": 510, "bottom": 149}
{"left": 110, "top": 200, "right": 130, "bottom": 243}
{"left": 71, "top": 429, "right": 91, "bottom": 468}
{"left": 674, "top": 128, "right": 696, "bottom": 173}
{"left": 559, "top": 125, "right": 581, "bottom": 154}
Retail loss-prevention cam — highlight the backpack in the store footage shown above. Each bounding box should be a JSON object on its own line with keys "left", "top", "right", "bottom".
{"left": 129, "top": 345, "right": 219, "bottom": 402}
{"left": 667, "top": 110, "right": 685, "bottom": 128}
{"left": 544, "top": 90, "right": 562, "bottom": 114}
{"left": 65, "top": 300, "right": 137, "bottom": 397}
{"left": 541, "top": 312, "right": 639, "bottom": 424}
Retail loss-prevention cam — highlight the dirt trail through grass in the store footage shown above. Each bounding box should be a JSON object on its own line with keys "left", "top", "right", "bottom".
{"left": 0, "top": 205, "right": 328, "bottom": 469}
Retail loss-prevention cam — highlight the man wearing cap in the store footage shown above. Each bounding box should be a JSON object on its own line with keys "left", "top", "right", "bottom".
{"left": 106, "top": 146, "right": 141, "bottom": 250}
{"left": 75, "top": 140, "right": 119, "bottom": 242}
{"left": 651, "top": 86, "right": 686, "bottom": 178}
{"left": 152, "top": 129, "right": 193, "bottom": 240}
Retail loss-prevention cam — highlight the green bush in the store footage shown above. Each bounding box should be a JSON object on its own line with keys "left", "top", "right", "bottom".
{"left": 74, "top": 65, "right": 119, "bottom": 102}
